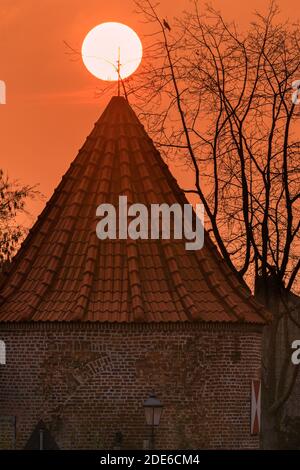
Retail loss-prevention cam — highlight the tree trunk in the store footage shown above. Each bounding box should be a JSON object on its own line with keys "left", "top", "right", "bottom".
{"left": 260, "top": 321, "right": 282, "bottom": 449}
{"left": 255, "top": 275, "right": 285, "bottom": 449}
{"left": 260, "top": 398, "right": 280, "bottom": 449}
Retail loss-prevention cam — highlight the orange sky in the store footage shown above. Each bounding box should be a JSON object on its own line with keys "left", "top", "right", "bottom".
{"left": 0, "top": 0, "right": 299, "bottom": 224}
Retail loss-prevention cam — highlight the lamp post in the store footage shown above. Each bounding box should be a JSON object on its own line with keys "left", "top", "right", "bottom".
{"left": 143, "top": 393, "right": 163, "bottom": 450}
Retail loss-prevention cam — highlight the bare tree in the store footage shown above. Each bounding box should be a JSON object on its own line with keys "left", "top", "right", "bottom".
{"left": 0, "top": 169, "right": 39, "bottom": 266}
{"left": 122, "top": 0, "right": 300, "bottom": 448}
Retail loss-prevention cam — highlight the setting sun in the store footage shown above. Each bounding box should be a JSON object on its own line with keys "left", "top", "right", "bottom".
{"left": 81, "top": 22, "right": 143, "bottom": 81}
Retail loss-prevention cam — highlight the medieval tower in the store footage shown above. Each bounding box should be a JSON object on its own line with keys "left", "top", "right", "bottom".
{"left": 0, "top": 97, "right": 268, "bottom": 449}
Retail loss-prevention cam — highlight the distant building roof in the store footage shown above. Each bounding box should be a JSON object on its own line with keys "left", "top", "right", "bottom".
{"left": 24, "top": 420, "right": 59, "bottom": 450}
{"left": 0, "top": 97, "right": 268, "bottom": 323}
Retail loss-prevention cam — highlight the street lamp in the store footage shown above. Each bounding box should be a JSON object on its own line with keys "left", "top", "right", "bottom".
{"left": 143, "top": 393, "right": 163, "bottom": 449}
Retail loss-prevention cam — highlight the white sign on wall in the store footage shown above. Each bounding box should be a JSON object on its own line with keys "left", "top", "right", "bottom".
{"left": 251, "top": 379, "right": 261, "bottom": 435}
{"left": 0, "top": 340, "right": 6, "bottom": 365}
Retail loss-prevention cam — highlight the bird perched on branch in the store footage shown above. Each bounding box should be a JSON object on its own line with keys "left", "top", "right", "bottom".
{"left": 163, "top": 19, "right": 171, "bottom": 31}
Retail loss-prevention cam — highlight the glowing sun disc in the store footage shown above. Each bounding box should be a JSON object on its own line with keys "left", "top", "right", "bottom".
{"left": 81, "top": 22, "right": 143, "bottom": 81}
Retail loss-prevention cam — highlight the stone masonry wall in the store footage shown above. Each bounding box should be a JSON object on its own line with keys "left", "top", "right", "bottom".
{"left": 0, "top": 322, "right": 262, "bottom": 449}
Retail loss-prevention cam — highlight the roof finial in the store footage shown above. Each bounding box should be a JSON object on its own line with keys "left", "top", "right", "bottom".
{"left": 116, "top": 47, "right": 129, "bottom": 101}
{"left": 81, "top": 23, "right": 142, "bottom": 103}
{"left": 117, "top": 46, "right": 121, "bottom": 97}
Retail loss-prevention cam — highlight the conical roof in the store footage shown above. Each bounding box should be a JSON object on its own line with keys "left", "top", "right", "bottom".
{"left": 0, "top": 97, "right": 268, "bottom": 323}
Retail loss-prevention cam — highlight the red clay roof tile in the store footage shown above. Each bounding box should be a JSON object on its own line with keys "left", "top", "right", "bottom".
{"left": 0, "top": 96, "right": 270, "bottom": 323}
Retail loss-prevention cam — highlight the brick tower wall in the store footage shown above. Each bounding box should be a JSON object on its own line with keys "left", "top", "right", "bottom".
{"left": 0, "top": 322, "right": 262, "bottom": 449}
